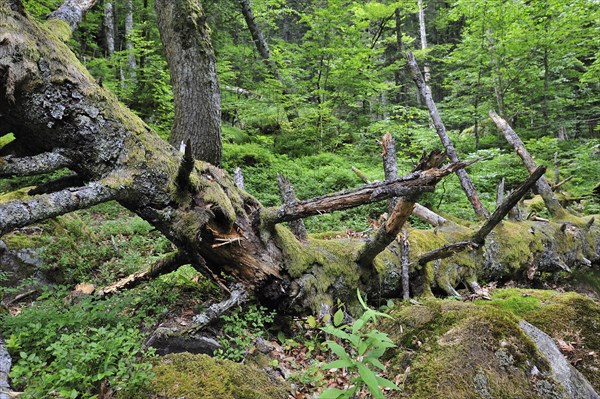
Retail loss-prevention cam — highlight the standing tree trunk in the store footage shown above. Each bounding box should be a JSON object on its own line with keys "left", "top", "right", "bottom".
{"left": 237, "top": 0, "right": 296, "bottom": 121}
{"left": 155, "top": 0, "right": 222, "bottom": 165}
{"left": 417, "top": 0, "right": 430, "bottom": 85}
{"left": 103, "top": 0, "right": 115, "bottom": 56}
{"left": 407, "top": 52, "right": 490, "bottom": 220}
{"left": 125, "top": 0, "right": 137, "bottom": 81}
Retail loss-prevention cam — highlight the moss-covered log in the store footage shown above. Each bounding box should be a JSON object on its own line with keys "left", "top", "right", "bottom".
{"left": 0, "top": 0, "right": 598, "bottom": 317}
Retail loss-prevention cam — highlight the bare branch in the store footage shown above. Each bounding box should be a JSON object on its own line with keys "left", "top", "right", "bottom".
{"left": 277, "top": 174, "right": 307, "bottom": 241}
{"left": 183, "top": 284, "right": 248, "bottom": 334}
{"left": 407, "top": 51, "right": 489, "bottom": 219}
{"left": 28, "top": 174, "right": 83, "bottom": 195}
{"left": 357, "top": 199, "right": 415, "bottom": 267}
{"left": 97, "top": 251, "right": 190, "bottom": 296}
{"left": 48, "top": 0, "right": 98, "bottom": 32}
{"left": 413, "top": 203, "right": 446, "bottom": 227}
{"left": 489, "top": 110, "right": 564, "bottom": 216}
{"left": 262, "top": 161, "right": 470, "bottom": 226}
{"left": 0, "top": 152, "right": 71, "bottom": 178}
{"left": 418, "top": 241, "right": 476, "bottom": 266}
{"left": 0, "top": 181, "right": 118, "bottom": 236}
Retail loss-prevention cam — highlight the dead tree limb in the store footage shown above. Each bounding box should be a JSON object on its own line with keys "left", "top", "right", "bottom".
{"left": 0, "top": 152, "right": 71, "bottom": 178}
{"left": 472, "top": 166, "right": 546, "bottom": 245}
{"left": 407, "top": 51, "right": 490, "bottom": 220}
{"left": 413, "top": 203, "right": 446, "bottom": 227}
{"left": 27, "top": 174, "right": 84, "bottom": 196}
{"left": 489, "top": 110, "right": 565, "bottom": 217}
{"left": 496, "top": 177, "right": 505, "bottom": 209}
{"left": 185, "top": 284, "right": 249, "bottom": 334}
{"left": 400, "top": 230, "right": 410, "bottom": 300}
{"left": 277, "top": 174, "right": 307, "bottom": 241}
{"left": 0, "top": 181, "right": 119, "bottom": 235}
{"left": 357, "top": 199, "right": 415, "bottom": 267}
{"left": 98, "top": 251, "right": 190, "bottom": 296}
{"left": 233, "top": 167, "right": 245, "bottom": 190}
{"left": 262, "top": 160, "right": 471, "bottom": 226}
{"left": 417, "top": 166, "right": 546, "bottom": 266}
{"left": 48, "top": 0, "right": 97, "bottom": 31}
{"left": 381, "top": 133, "right": 399, "bottom": 214}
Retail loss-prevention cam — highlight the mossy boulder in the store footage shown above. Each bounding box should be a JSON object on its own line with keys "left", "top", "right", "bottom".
{"left": 148, "top": 352, "right": 290, "bottom": 399}
{"left": 377, "top": 289, "right": 600, "bottom": 398}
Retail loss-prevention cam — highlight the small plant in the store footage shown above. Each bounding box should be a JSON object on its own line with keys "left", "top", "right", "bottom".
{"left": 319, "top": 290, "right": 400, "bottom": 399}
{"left": 214, "top": 304, "right": 276, "bottom": 362}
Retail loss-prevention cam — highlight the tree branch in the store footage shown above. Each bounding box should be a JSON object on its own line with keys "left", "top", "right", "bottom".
{"left": 489, "top": 110, "right": 564, "bottom": 217}
{"left": 407, "top": 51, "right": 489, "bottom": 220}
{"left": 416, "top": 166, "right": 547, "bottom": 266}
{"left": 0, "top": 152, "right": 71, "bottom": 178}
{"left": 261, "top": 160, "right": 472, "bottom": 226}
{"left": 277, "top": 174, "right": 307, "bottom": 241}
{"left": 48, "top": 0, "right": 98, "bottom": 32}
{"left": 97, "top": 251, "right": 190, "bottom": 296}
{"left": 27, "top": 174, "right": 83, "bottom": 195}
{"left": 0, "top": 181, "right": 118, "bottom": 236}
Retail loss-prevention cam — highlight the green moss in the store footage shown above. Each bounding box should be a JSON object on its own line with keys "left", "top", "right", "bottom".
{"left": 149, "top": 353, "right": 289, "bottom": 399}
{"left": 3, "top": 232, "right": 38, "bottom": 249}
{"left": 0, "top": 187, "right": 33, "bottom": 202}
{"left": 42, "top": 19, "right": 71, "bottom": 42}
{"left": 379, "top": 297, "right": 564, "bottom": 399}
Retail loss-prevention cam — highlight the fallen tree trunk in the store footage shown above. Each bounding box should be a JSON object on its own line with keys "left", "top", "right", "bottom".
{"left": 0, "top": 1, "right": 468, "bottom": 312}
{"left": 0, "top": 1, "right": 598, "bottom": 316}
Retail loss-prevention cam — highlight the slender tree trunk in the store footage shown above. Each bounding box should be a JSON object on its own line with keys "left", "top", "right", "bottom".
{"left": 237, "top": 0, "right": 296, "bottom": 121}
{"left": 417, "top": 0, "right": 430, "bottom": 84}
{"left": 155, "top": 0, "right": 222, "bottom": 165}
{"left": 125, "top": 0, "right": 137, "bottom": 80}
{"left": 103, "top": 0, "right": 115, "bottom": 56}
{"left": 407, "top": 52, "right": 490, "bottom": 220}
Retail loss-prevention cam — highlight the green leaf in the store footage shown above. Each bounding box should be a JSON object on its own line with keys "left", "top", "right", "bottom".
{"left": 376, "top": 376, "right": 400, "bottom": 390}
{"left": 365, "top": 356, "right": 386, "bottom": 371}
{"left": 307, "top": 315, "right": 317, "bottom": 328}
{"left": 322, "top": 325, "right": 360, "bottom": 347}
{"left": 357, "top": 289, "right": 368, "bottom": 310}
{"left": 325, "top": 341, "right": 351, "bottom": 360}
{"left": 357, "top": 363, "right": 385, "bottom": 399}
{"left": 323, "top": 358, "right": 355, "bottom": 369}
{"left": 333, "top": 309, "right": 344, "bottom": 326}
{"left": 351, "top": 318, "right": 365, "bottom": 335}
{"left": 319, "top": 388, "right": 346, "bottom": 399}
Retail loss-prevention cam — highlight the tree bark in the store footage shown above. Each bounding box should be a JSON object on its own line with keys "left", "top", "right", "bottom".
{"left": 407, "top": 51, "right": 490, "bottom": 220}
{"left": 489, "top": 110, "right": 565, "bottom": 217}
{"left": 103, "top": 0, "right": 115, "bottom": 55}
{"left": 417, "top": 0, "right": 430, "bottom": 84}
{"left": 155, "top": 0, "right": 222, "bottom": 165}
{"left": 0, "top": 334, "right": 11, "bottom": 399}
{"left": 277, "top": 174, "right": 307, "bottom": 241}
{"left": 125, "top": 0, "right": 137, "bottom": 80}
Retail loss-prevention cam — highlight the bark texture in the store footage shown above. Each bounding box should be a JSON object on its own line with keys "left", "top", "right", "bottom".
{"left": 155, "top": 0, "right": 222, "bottom": 165}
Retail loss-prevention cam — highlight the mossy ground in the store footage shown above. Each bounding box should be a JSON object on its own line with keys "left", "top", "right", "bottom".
{"left": 148, "top": 352, "right": 289, "bottom": 399}
{"left": 377, "top": 289, "right": 600, "bottom": 398}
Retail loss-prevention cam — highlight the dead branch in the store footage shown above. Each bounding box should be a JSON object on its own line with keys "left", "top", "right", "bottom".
{"left": 552, "top": 176, "right": 573, "bottom": 192}
{"left": 0, "top": 181, "right": 119, "bottom": 236}
{"left": 183, "top": 284, "right": 248, "bottom": 334}
{"left": 407, "top": 51, "right": 489, "bottom": 220}
{"left": 262, "top": 159, "right": 474, "bottom": 226}
{"left": 233, "top": 167, "right": 245, "bottom": 190}
{"left": 413, "top": 203, "right": 447, "bottom": 227}
{"left": 418, "top": 241, "right": 475, "bottom": 266}
{"left": 0, "top": 152, "right": 71, "bottom": 178}
{"left": 97, "top": 251, "right": 190, "bottom": 296}
{"left": 48, "top": 0, "right": 98, "bottom": 31}
{"left": 489, "top": 110, "right": 565, "bottom": 216}
{"left": 27, "top": 174, "right": 84, "bottom": 196}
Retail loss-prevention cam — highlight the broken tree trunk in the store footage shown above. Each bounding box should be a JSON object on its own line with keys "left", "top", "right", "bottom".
{"left": 407, "top": 51, "right": 490, "bottom": 220}
{"left": 489, "top": 110, "right": 566, "bottom": 217}
{"left": 0, "top": 1, "right": 464, "bottom": 312}
{"left": 0, "top": 334, "right": 11, "bottom": 399}
{"left": 277, "top": 174, "right": 307, "bottom": 241}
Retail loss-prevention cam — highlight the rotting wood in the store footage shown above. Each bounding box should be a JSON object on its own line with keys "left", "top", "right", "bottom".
{"left": 27, "top": 174, "right": 84, "bottom": 196}
{"left": 496, "top": 177, "right": 505, "bottom": 209}
{"left": 184, "top": 284, "right": 248, "bottom": 334}
{"left": 262, "top": 160, "right": 474, "bottom": 226}
{"left": 381, "top": 132, "right": 399, "bottom": 214}
{"left": 407, "top": 51, "right": 490, "bottom": 220}
{"left": 277, "top": 174, "right": 307, "bottom": 241}
{"left": 416, "top": 166, "right": 546, "bottom": 266}
{"left": 489, "top": 110, "right": 565, "bottom": 217}
{"left": 400, "top": 230, "right": 410, "bottom": 300}
{"left": 233, "top": 167, "right": 245, "bottom": 190}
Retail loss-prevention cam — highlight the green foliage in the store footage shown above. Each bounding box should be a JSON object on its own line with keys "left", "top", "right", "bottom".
{"left": 319, "top": 290, "right": 399, "bottom": 399}
{"left": 1, "top": 288, "right": 163, "bottom": 398}
{"left": 215, "top": 304, "right": 276, "bottom": 362}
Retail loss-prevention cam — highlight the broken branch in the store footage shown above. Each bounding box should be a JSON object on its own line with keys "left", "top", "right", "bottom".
{"left": 0, "top": 152, "right": 71, "bottom": 178}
